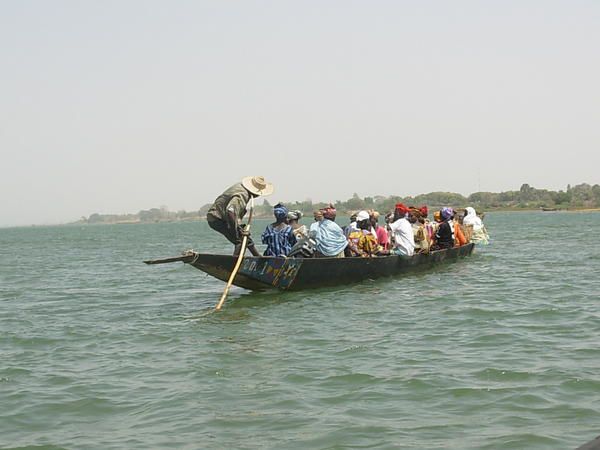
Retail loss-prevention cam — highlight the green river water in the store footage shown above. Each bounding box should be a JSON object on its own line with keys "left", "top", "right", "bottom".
{"left": 1, "top": 212, "right": 599, "bottom": 449}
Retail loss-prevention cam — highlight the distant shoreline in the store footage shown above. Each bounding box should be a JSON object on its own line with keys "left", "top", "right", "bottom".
{"left": 72, "top": 183, "right": 600, "bottom": 226}
{"left": 3, "top": 206, "right": 597, "bottom": 229}
{"left": 6, "top": 182, "right": 599, "bottom": 228}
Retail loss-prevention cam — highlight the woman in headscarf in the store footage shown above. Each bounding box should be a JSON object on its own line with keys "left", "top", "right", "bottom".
{"left": 346, "top": 210, "right": 380, "bottom": 257}
{"left": 261, "top": 203, "right": 297, "bottom": 256}
{"left": 453, "top": 210, "right": 467, "bottom": 247}
{"left": 369, "top": 210, "right": 390, "bottom": 252}
{"left": 433, "top": 207, "right": 455, "bottom": 250}
{"left": 463, "top": 207, "right": 489, "bottom": 244}
{"left": 344, "top": 213, "right": 359, "bottom": 237}
{"left": 308, "top": 204, "right": 347, "bottom": 258}
{"left": 384, "top": 212, "right": 395, "bottom": 248}
{"left": 409, "top": 205, "right": 432, "bottom": 253}
{"left": 389, "top": 203, "right": 416, "bottom": 256}
{"left": 287, "top": 210, "right": 308, "bottom": 239}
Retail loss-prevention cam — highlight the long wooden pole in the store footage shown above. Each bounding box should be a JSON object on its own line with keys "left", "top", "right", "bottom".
{"left": 215, "top": 197, "right": 255, "bottom": 311}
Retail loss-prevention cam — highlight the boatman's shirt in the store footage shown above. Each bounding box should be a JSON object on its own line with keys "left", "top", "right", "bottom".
{"left": 207, "top": 183, "right": 251, "bottom": 222}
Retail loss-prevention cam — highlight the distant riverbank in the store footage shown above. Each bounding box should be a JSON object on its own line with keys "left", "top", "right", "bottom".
{"left": 24, "top": 182, "right": 597, "bottom": 227}
{"left": 68, "top": 205, "right": 600, "bottom": 227}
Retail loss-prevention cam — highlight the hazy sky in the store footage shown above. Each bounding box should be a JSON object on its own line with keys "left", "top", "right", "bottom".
{"left": 1, "top": 0, "right": 599, "bottom": 226}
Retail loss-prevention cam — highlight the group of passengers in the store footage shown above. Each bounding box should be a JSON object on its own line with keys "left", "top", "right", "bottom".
{"left": 261, "top": 201, "right": 489, "bottom": 258}
{"left": 206, "top": 177, "right": 488, "bottom": 258}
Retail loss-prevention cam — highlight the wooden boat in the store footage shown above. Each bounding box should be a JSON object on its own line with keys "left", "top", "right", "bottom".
{"left": 144, "top": 243, "right": 475, "bottom": 291}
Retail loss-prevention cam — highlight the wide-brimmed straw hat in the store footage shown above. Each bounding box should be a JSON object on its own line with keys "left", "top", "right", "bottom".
{"left": 241, "top": 176, "right": 274, "bottom": 196}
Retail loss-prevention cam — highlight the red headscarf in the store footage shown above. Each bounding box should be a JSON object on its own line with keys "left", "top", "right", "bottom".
{"left": 409, "top": 205, "right": 428, "bottom": 218}
{"left": 395, "top": 203, "right": 410, "bottom": 215}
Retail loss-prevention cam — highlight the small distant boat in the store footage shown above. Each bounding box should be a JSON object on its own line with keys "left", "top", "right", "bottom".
{"left": 144, "top": 244, "right": 475, "bottom": 291}
{"left": 540, "top": 207, "right": 558, "bottom": 212}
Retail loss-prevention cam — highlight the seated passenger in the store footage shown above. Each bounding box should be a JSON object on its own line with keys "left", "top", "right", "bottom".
{"left": 463, "top": 206, "right": 489, "bottom": 244}
{"left": 421, "top": 207, "right": 435, "bottom": 250}
{"left": 384, "top": 212, "right": 395, "bottom": 248}
{"left": 433, "top": 207, "right": 455, "bottom": 250}
{"left": 370, "top": 210, "right": 390, "bottom": 251}
{"left": 344, "top": 213, "right": 359, "bottom": 237}
{"left": 389, "top": 203, "right": 416, "bottom": 256}
{"left": 287, "top": 210, "right": 308, "bottom": 239}
{"left": 429, "top": 210, "right": 441, "bottom": 248}
{"left": 312, "top": 209, "right": 324, "bottom": 223}
{"left": 410, "top": 206, "right": 431, "bottom": 253}
{"left": 454, "top": 214, "right": 467, "bottom": 247}
{"left": 347, "top": 210, "right": 380, "bottom": 257}
{"left": 261, "top": 203, "right": 297, "bottom": 257}
{"left": 308, "top": 205, "right": 347, "bottom": 258}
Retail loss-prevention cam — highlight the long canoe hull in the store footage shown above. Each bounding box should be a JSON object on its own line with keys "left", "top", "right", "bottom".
{"left": 180, "top": 244, "right": 475, "bottom": 291}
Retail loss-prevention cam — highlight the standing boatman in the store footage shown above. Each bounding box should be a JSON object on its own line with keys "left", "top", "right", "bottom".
{"left": 206, "top": 176, "right": 274, "bottom": 256}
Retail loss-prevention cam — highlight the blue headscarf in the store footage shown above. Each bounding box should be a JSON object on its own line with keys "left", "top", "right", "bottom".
{"left": 273, "top": 203, "right": 288, "bottom": 221}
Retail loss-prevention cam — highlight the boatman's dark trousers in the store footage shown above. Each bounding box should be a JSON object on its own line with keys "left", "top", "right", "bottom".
{"left": 206, "top": 214, "right": 260, "bottom": 257}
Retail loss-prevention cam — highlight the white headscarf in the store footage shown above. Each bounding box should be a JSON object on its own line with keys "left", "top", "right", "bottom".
{"left": 463, "top": 207, "right": 483, "bottom": 230}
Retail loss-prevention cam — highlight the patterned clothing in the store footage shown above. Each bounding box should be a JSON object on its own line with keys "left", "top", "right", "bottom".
{"left": 413, "top": 224, "right": 430, "bottom": 253}
{"left": 469, "top": 226, "right": 490, "bottom": 245}
{"left": 347, "top": 229, "right": 380, "bottom": 257}
{"left": 261, "top": 223, "right": 297, "bottom": 257}
{"left": 291, "top": 224, "right": 308, "bottom": 240}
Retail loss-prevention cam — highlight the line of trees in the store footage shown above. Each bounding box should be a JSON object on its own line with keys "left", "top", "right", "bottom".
{"left": 84, "top": 206, "right": 199, "bottom": 224}
{"left": 80, "top": 183, "right": 599, "bottom": 224}
{"left": 251, "top": 183, "right": 600, "bottom": 217}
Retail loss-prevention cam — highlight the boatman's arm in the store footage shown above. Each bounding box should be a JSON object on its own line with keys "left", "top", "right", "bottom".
{"left": 226, "top": 197, "right": 249, "bottom": 242}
